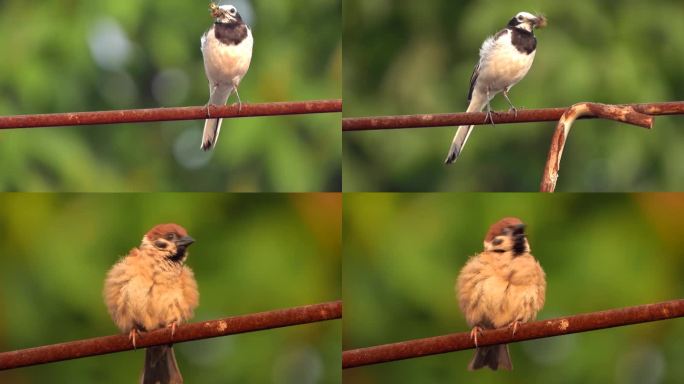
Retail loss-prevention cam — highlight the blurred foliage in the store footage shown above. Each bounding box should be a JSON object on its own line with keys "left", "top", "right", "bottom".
{"left": 343, "top": 193, "right": 684, "bottom": 383}
{"left": 0, "top": 193, "right": 341, "bottom": 383}
{"left": 343, "top": 0, "right": 684, "bottom": 191}
{"left": 0, "top": 0, "right": 341, "bottom": 192}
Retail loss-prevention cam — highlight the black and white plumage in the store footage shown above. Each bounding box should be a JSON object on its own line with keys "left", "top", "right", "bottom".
{"left": 200, "top": 4, "right": 254, "bottom": 151}
{"left": 445, "top": 12, "right": 546, "bottom": 164}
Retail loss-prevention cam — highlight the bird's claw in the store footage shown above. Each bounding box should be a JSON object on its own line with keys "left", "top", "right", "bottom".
{"left": 470, "top": 326, "right": 484, "bottom": 347}
{"left": 168, "top": 322, "right": 178, "bottom": 340}
{"left": 509, "top": 321, "right": 521, "bottom": 336}
{"left": 233, "top": 87, "right": 243, "bottom": 114}
{"left": 128, "top": 329, "right": 140, "bottom": 349}
{"left": 484, "top": 111, "right": 496, "bottom": 128}
{"left": 508, "top": 106, "right": 518, "bottom": 118}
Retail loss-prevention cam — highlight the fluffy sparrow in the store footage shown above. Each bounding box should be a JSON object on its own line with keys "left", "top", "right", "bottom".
{"left": 104, "top": 223, "right": 199, "bottom": 384}
{"left": 456, "top": 217, "right": 546, "bottom": 370}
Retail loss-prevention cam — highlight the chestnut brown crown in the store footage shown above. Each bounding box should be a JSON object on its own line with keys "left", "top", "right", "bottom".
{"left": 142, "top": 223, "right": 195, "bottom": 263}
{"left": 145, "top": 223, "right": 189, "bottom": 241}
{"left": 483, "top": 217, "right": 530, "bottom": 256}
{"left": 484, "top": 217, "right": 525, "bottom": 242}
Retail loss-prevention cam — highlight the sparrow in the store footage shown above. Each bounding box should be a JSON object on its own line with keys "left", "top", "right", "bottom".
{"left": 456, "top": 217, "right": 546, "bottom": 370}
{"left": 200, "top": 3, "right": 254, "bottom": 150}
{"left": 104, "top": 223, "right": 199, "bottom": 384}
{"left": 445, "top": 12, "right": 547, "bottom": 164}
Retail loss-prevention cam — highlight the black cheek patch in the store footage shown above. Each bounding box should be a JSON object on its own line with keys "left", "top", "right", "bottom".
{"left": 513, "top": 235, "right": 527, "bottom": 255}
{"left": 510, "top": 28, "right": 537, "bottom": 54}
{"left": 492, "top": 238, "right": 503, "bottom": 246}
{"left": 169, "top": 246, "right": 186, "bottom": 262}
{"left": 154, "top": 240, "right": 167, "bottom": 249}
{"left": 214, "top": 22, "right": 248, "bottom": 45}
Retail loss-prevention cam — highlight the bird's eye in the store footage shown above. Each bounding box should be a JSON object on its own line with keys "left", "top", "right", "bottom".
{"left": 229, "top": 7, "right": 236, "bottom": 15}
{"left": 165, "top": 233, "right": 175, "bottom": 240}
{"left": 517, "top": 15, "right": 523, "bottom": 21}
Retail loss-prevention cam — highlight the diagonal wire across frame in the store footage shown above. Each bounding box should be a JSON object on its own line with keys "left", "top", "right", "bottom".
{"left": 0, "top": 300, "right": 342, "bottom": 370}
{"left": 342, "top": 299, "right": 684, "bottom": 369}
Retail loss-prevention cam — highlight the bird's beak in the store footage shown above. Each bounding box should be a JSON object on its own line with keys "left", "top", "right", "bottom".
{"left": 209, "top": 3, "right": 222, "bottom": 18}
{"left": 176, "top": 236, "right": 195, "bottom": 247}
{"left": 533, "top": 15, "right": 548, "bottom": 29}
{"left": 512, "top": 224, "right": 526, "bottom": 236}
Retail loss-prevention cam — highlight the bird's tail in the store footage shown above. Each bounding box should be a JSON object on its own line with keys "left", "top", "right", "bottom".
{"left": 444, "top": 125, "right": 474, "bottom": 164}
{"left": 444, "top": 91, "right": 490, "bottom": 164}
{"left": 141, "top": 345, "right": 183, "bottom": 384}
{"left": 468, "top": 344, "right": 512, "bottom": 371}
{"left": 201, "top": 83, "right": 233, "bottom": 151}
{"left": 201, "top": 117, "right": 223, "bottom": 151}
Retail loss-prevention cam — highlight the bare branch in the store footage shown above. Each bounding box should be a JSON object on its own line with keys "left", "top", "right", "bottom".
{"left": 342, "top": 299, "right": 683, "bottom": 369}
{"left": 0, "top": 100, "right": 342, "bottom": 130}
{"left": 0, "top": 300, "right": 342, "bottom": 370}
{"left": 539, "top": 103, "right": 653, "bottom": 192}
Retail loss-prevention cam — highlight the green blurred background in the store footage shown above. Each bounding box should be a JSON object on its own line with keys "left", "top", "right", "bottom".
{"left": 0, "top": 0, "right": 341, "bottom": 192}
{"left": 343, "top": 193, "right": 684, "bottom": 383}
{"left": 0, "top": 193, "right": 341, "bottom": 383}
{"left": 342, "top": 0, "right": 684, "bottom": 191}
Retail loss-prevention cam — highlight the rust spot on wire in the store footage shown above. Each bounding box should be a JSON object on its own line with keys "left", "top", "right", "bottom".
{"left": 0, "top": 100, "right": 342, "bottom": 129}
{"left": 342, "top": 299, "right": 684, "bottom": 369}
{"left": 0, "top": 300, "right": 341, "bottom": 370}
{"left": 342, "top": 101, "right": 684, "bottom": 131}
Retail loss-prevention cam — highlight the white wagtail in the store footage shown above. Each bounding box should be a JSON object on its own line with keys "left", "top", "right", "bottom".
{"left": 445, "top": 12, "right": 546, "bottom": 164}
{"left": 200, "top": 3, "right": 254, "bottom": 151}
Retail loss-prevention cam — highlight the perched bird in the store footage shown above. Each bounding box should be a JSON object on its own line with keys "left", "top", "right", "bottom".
{"left": 445, "top": 12, "right": 547, "bottom": 164}
{"left": 104, "top": 223, "right": 199, "bottom": 384}
{"left": 200, "top": 3, "right": 254, "bottom": 150}
{"left": 456, "top": 217, "right": 546, "bottom": 370}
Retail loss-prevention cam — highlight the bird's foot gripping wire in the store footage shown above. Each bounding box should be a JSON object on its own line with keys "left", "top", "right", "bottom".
{"left": 128, "top": 328, "right": 141, "bottom": 349}
{"left": 167, "top": 322, "right": 178, "bottom": 340}
{"left": 484, "top": 109, "right": 496, "bottom": 128}
{"left": 233, "top": 87, "right": 243, "bottom": 114}
{"left": 502, "top": 89, "right": 518, "bottom": 118}
{"left": 508, "top": 106, "right": 518, "bottom": 118}
{"left": 470, "top": 326, "right": 484, "bottom": 347}
{"left": 508, "top": 320, "right": 522, "bottom": 337}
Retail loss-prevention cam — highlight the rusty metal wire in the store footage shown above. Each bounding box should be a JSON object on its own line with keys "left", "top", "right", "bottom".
{"left": 0, "top": 100, "right": 342, "bottom": 129}
{"left": 0, "top": 300, "right": 341, "bottom": 370}
{"left": 342, "top": 299, "right": 684, "bottom": 369}
{"left": 342, "top": 101, "right": 684, "bottom": 131}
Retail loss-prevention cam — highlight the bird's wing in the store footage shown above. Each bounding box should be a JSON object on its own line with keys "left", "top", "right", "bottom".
{"left": 468, "top": 28, "right": 509, "bottom": 102}
{"left": 200, "top": 30, "right": 208, "bottom": 52}
{"left": 467, "top": 62, "right": 480, "bottom": 102}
